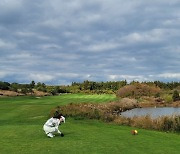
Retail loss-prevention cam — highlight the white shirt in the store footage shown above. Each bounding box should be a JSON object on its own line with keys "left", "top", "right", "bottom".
{"left": 44, "top": 117, "right": 60, "bottom": 127}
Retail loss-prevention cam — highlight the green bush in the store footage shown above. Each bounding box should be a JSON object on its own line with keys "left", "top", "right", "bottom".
{"left": 162, "top": 94, "right": 173, "bottom": 103}
{"left": 172, "top": 90, "right": 180, "bottom": 101}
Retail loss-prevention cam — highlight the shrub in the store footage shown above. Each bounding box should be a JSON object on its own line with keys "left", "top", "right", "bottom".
{"left": 160, "top": 116, "right": 180, "bottom": 132}
{"left": 155, "top": 92, "right": 160, "bottom": 98}
{"left": 116, "top": 83, "right": 161, "bottom": 98}
{"left": 162, "top": 94, "right": 173, "bottom": 103}
{"left": 172, "top": 90, "right": 180, "bottom": 102}
{"left": 0, "top": 81, "right": 10, "bottom": 90}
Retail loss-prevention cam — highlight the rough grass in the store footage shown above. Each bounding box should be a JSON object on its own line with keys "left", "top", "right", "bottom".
{"left": 0, "top": 94, "right": 180, "bottom": 154}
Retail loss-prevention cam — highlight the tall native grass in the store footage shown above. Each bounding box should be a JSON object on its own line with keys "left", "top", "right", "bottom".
{"left": 114, "top": 115, "right": 180, "bottom": 132}
{"left": 51, "top": 98, "right": 138, "bottom": 121}
{"left": 51, "top": 101, "right": 180, "bottom": 133}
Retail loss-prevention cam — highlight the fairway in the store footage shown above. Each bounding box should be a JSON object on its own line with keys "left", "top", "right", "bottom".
{"left": 0, "top": 94, "right": 179, "bottom": 154}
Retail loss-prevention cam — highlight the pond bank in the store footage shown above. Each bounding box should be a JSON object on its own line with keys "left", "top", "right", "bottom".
{"left": 137, "top": 96, "right": 180, "bottom": 108}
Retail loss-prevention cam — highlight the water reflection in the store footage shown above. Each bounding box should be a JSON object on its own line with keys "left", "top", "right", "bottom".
{"left": 121, "top": 107, "right": 180, "bottom": 118}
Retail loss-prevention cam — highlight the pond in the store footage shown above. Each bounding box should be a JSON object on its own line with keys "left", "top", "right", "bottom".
{"left": 121, "top": 107, "right": 180, "bottom": 118}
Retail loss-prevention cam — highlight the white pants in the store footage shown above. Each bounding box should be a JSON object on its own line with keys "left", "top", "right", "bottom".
{"left": 43, "top": 125, "right": 57, "bottom": 134}
{"left": 43, "top": 125, "right": 61, "bottom": 138}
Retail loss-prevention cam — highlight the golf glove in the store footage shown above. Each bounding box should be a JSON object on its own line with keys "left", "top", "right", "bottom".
{"left": 60, "top": 133, "right": 64, "bottom": 137}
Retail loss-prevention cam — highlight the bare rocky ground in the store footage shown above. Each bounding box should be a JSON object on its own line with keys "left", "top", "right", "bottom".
{"left": 0, "top": 90, "right": 50, "bottom": 97}
{"left": 0, "top": 90, "right": 23, "bottom": 96}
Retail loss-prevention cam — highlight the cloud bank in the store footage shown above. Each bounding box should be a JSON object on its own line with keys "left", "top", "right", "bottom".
{"left": 0, "top": 0, "right": 180, "bottom": 85}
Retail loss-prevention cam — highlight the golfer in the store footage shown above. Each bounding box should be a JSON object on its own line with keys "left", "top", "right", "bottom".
{"left": 43, "top": 113, "right": 65, "bottom": 138}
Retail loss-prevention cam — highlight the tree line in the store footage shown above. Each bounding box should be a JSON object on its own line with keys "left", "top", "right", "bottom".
{"left": 72, "top": 80, "right": 127, "bottom": 91}
{"left": 72, "top": 80, "right": 180, "bottom": 91}
{"left": 1, "top": 80, "right": 180, "bottom": 97}
{"left": 0, "top": 81, "right": 43, "bottom": 94}
{"left": 0, "top": 81, "right": 69, "bottom": 95}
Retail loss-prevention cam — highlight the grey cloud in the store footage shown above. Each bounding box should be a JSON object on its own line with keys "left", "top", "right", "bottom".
{"left": 0, "top": 0, "right": 180, "bottom": 84}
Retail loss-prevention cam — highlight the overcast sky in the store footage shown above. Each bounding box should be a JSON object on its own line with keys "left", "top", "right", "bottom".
{"left": 0, "top": 0, "right": 180, "bottom": 85}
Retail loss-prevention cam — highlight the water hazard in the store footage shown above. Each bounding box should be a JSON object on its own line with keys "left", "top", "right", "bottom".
{"left": 121, "top": 107, "right": 180, "bottom": 118}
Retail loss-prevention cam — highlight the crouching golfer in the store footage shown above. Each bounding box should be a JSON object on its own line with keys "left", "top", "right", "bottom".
{"left": 43, "top": 114, "right": 65, "bottom": 138}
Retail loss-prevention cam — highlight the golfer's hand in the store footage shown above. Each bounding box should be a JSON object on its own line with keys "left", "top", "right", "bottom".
{"left": 60, "top": 133, "right": 64, "bottom": 137}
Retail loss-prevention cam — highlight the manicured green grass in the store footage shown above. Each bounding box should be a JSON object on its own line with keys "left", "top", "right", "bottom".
{"left": 0, "top": 94, "right": 179, "bottom": 154}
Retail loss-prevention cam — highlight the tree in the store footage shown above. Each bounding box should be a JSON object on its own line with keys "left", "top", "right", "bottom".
{"left": 21, "top": 88, "right": 28, "bottom": 94}
{"left": 50, "top": 86, "right": 60, "bottom": 95}
{"left": 172, "top": 90, "right": 180, "bottom": 101}
{"left": 10, "top": 83, "right": 19, "bottom": 92}
{"left": 0, "top": 81, "right": 10, "bottom": 90}
{"left": 30, "top": 81, "right": 35, "bottom": 88}
{"left": 36, "top": 82, "right": 47, "bottom": 92}
{"left": 83, "top": 80, "right": 90, "bottom": 90}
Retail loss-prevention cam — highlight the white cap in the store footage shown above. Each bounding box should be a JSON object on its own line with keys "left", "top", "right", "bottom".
{"left": 60, "top": 116, "right": 65, "bottom": 123}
